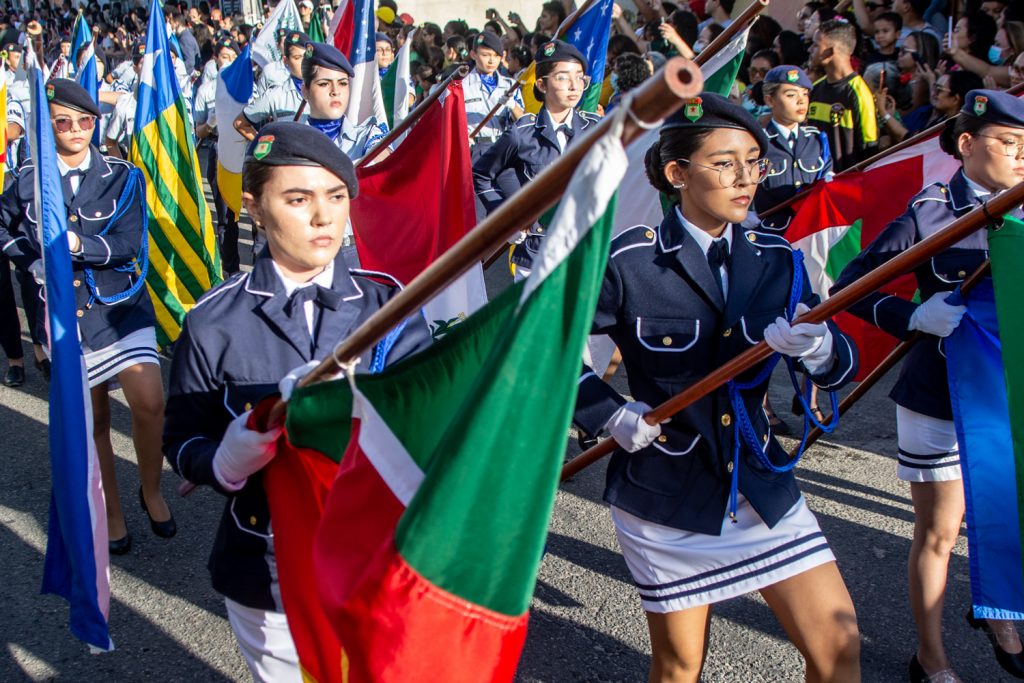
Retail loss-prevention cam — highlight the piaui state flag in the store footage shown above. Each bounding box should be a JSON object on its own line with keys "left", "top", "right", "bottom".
{"left": 350, "top": 80, "right": 485, "bottom": 338}
{"left": 946, "top": 214, "right": 1024, "bottom": 620}
{"left": 132, "top": 0, "right": 221, "bottom": 347}
{"left": 31, "top": 68, "right": 113, "bottom": 652}
{"left": 786, "top": 132, "right": 959, "bottom": 378}
{"left": 263, "top": 125, "right": 627, "bottom": 682}
{"left": 216, "top": 44, "right": 254, "bottom": 216}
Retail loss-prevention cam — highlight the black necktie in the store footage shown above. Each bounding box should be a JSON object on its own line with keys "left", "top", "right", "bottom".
{"left": 707, "top": 239, "right": 730, "bottom": 298}
{"left": 61, "top": 169, "right": 83, "bottom": 200}
{"left": 286, "top": 285, "right": 323, "bottom": 352}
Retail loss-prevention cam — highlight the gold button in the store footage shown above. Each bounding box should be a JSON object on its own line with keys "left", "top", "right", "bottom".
{"left": 69, "top": 215, "right": 78, "bottom": 222}
{"left": 722, "top": 328, "right": 732, "bottom": 338}
{"left": 73, "top": 279, "right": 81, "bottom": 287}
{"left": 94, "top": 211, "right": 102, "bottom": 217}
{"left": 657, "top": 435, "right": 667, "bottom": 443}
{"left": 957, "top": 270, "right": 966, "bottom": 278}
{"left": 76, "top": 309, "right": 84, "bottom": 318}
{"left": 662, "top": 336, "right": 672, "bottom": 346}
{"left": 721, "top": 413, "right": 732, "bottom": 427}
{"left": 940, "top": 187, "right": 948, "bottom": 194}
{"left": 747, "top": 233, "right": 757, "bottom": 242}
{"left": 645, "top": 230, "right": 654, "bottom": 239}
{"left": 726, "top": 461, "right": 734, "bottom": 473}
{"left": 794, "top": 181, "right": 802, "bottom": 187}
{"left": 763, "top": 433, "right": 769, "bottom": 443}
{"left": 249, "top": 516, "right": 257, "bottom": 525}
{"left": 535, "top": 227, "right": 543, "bottom": 233}
{"left": 244, "top": 402, "right": 252, "bottom": 411}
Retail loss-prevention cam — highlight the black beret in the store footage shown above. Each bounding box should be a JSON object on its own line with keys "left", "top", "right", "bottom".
{"left": 59, "top": 32, "right": 71, "bottom": 43}
{"left": 45, "top": 78, "right": 100, "bottom": 118}
{"left": 216, "top": 36, "right": 241, "bottom": 54}
{"left": 131, "top": 40, "right": 146, "bottom": 63}
{"left": 473, "top": 31, "right": 503, "bottom": 55}
{"left": 662, "top": 92, "right": 769, "bottom": 155}
{"left": 961, "top": 89, "right": 1024, "bottom": 129}
{"left": 303, "top": 41, "right": 354, "bottom": 77}
{"left": 374, "top": 31, "right": 393, "bottom": 47}
{"left": 3, "top": 42, "right": 22, "bottom": 53}
{"left": 763, "top": 65, "right": 812, "bottom": 90}
{"left": 534, "top": 39, "right": 587, "bottom": 73}
{"left": 245, "top": 122, "right": 359, "bottom": 197}
{"left": 284, "top": 31, "right": 311, "bottom": 48}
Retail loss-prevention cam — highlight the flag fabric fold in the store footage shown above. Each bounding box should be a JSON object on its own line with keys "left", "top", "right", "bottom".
{"left": 251, "top": 0, "right": 302, "bottom": 69}
{"left": 32, "top": 67, "right": 113, "bottom": 653}
{"left": 71, "top": 14, "right": 100, "bottom": 145}
{"left": 132, "top": 0, "right": 221, "bottom": 347}
{"left": 329, "top": 0, "right": 355, "bottom": 57}
{"left": 215, "top": 44, "right": 254, "bottom": 216}
{"left": 264, "top": 121, "right": 628, "bottom": 682}
{"left": 344, "top": 0, "right": 388, "bottom": 129}
{"left": 380, "top": 29, "right": 414, "bottom": 129}
{"left": 350, "top": 80, "right": 485, "bottom": 337}
{"left": 946, "top": 215, "right": 1024, "bottom": 619}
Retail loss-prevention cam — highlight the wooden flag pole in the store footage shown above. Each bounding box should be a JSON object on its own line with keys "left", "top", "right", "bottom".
{"left": 759, "top": 82, "right": 1024, "bottom": 220}
{"left": 262, "top": 57, "right": 705, "bottom": 427}
{"left": 469, "top": 81, "right": 523, "bottom": 141}
{"left": 357, "top": 65, "right": 471, "bottom": 168}
{"left": 560, "top": 183, "right": 1024, "bottom": 481}
{"left": 788, "top": 258, "right": 991, "bottom": 458}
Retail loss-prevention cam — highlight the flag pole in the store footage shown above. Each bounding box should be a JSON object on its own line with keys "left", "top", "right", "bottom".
{"left": 694, "top": 0, "right": 769, "bottom": 67}
{"left": 560, "top": 183, "right": 1024, "bottom": 481}
{"left": 261, "top": 57, "right": 704, "bottom": 425}
{"left": 357, "top": 65, "right": 470, "bottom": 168}
{"left": 759, "top": 82, "right": 1024, "bottom": 220}
{"left": 787, "top": 258, "right": 991, "bottom": 458}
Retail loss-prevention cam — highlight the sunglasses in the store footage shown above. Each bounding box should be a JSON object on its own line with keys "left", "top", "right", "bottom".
{"left": 51, "top": 115, "right": 96, "bottom": 133}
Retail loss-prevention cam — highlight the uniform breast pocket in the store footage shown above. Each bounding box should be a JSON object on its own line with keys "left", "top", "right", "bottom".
{"left": 930, "top": 252, "right": 980, "bottom": 284}
{"left": 223, "top": 382, "right": 278, "bottom": 419}
{"left": 77, "top": 200, "right": 117, "bottom": 227}
{"left": 635, "top": 317, "right": 702, "bottom": 378}
{"left": 738, "top": 310, "right": 781, "bottom": 346}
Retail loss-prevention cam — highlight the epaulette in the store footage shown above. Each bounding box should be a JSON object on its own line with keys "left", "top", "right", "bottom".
{"left": 516, "top": 113, "right": 537, "bottom": 129}
{"left": 801, "top": 125, "right": 821, "bottom": 135}
{"left": 742, "top": 228, "right": 792, "bottom": 251}
{"left": 192, "top": 271, "right": 249, "bottom": 310}
{"left": 579, "top": 110, "right": 601, "bottom": 122}
{"left": 910, "top": 182, "right": 949, "bottom": 208}
{"left": 610, "top": 224, "right": 657, "bottom": 258}
{"left": 351, "top": 268, "right": 404, "bottom": 288}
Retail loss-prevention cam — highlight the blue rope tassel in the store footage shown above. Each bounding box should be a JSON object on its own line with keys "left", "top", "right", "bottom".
{"left": 724, "top": 248, "right": 840, "bottom": 522}
{"left": 81, "top": 168, "right": 149, "bottom": 307}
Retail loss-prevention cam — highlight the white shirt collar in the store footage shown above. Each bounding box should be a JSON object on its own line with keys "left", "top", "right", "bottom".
{"left": 57, "top": 151, "right": 92, "bottom": 176}
{"left": 963, "top": 173, "right": 992, "bottom": 199}
{"left": 675, "top": 206, "right": 733, "bottom": 254}
{"left": 544, "top": 107, "right": 574, "bottom": 130}
{"left": 772, "top": 119, "right": 798, "bottom": 139}
{"left": 272, "top": 260, "right": 335, "bottom": 296}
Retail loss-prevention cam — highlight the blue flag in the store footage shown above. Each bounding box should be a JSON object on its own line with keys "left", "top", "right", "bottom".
{"left": 947, "top": 280, "right": 1024, "bottom": 620}
{"left": 71, "top": 13, "right": 101, "bottom": 145}
{"left": 32, "top": 68, "right": 114, "bottom": 651}
{"left": 563, "top": 0, "right": 613, "bottom": 112}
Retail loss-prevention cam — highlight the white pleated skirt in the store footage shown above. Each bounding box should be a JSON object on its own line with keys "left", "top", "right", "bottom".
{"left": 896, "top": 405, "right": 962, "bottom": 483}
{"left": 612, "top": 495, "right": 835, "bottom": 613}
{"left": 83, "top": 326, "right": 160, "bottom": 388}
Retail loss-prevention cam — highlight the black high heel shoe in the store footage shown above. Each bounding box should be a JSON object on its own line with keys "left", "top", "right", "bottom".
{"left": 966, "top": 611, "right": 1024, "bottom": 679}
{"left": 109, "top": 533, "right": 132, "bottom": 555}
{"left": 908, "top": 653, "right": 960, "bottom": 682}
{"left": 139, "top": 488, "right": 177, "bottom": 539}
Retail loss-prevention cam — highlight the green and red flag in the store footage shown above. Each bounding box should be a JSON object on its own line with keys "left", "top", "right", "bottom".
{"left": 785, "top": 134, "right": 959, "bottom": 377}
{"left": 263, "top": 129, "right": 627, "bottom": 682}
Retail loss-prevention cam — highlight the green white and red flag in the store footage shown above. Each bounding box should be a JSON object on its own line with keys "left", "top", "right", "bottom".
{"left": 263, "top": 128, "right": 627, "bottom": 682}
{"left": 785, "top": 133, "right": 959, "bottom": 377}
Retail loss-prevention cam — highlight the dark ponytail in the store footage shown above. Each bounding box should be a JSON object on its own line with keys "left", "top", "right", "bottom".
{"left": 939, "top": 114, "right": 990, "bottom": 160}
{"left": 644, "top": 127, "right": 716, "bottom": 196}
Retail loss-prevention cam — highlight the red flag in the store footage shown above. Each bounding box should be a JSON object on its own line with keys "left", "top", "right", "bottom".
{"left": 351, "top": 80, "right": 486, "bottom": 337}
{"left": 328, "top": 0, "right": 355, "bottom": 57}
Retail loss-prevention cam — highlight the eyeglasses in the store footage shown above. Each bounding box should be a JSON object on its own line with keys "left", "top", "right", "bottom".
{"left": 975, "top": 134, "right": 1024, "bottom": 158}
{"left": 748, "top": 66, "right": 769, "bottom": 76}
{"left": 51, "top": 115, "right": 96, "bottom": 133}
{"left": 676, "top": 158, "right": 772, "bottom": 187}
{"left": 544, "top": 73, "right": 592, "bottom": 90}
{"left": 932, "top": 84, "right": 951, "bottom": 94}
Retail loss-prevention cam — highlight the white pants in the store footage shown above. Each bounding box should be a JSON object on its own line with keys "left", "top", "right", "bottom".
{"left": 224, "top": 598, "right": 302, "bottom": 683}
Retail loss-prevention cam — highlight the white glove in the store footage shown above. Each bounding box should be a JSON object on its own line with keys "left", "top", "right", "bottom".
{"left": 909, "top": 292, "right": 966, "bottom": 338}
{"left": 278, "top": 360, "right": 320, "bottom": 401}
{"left": 28, "top": 259, "right": 45, "bottom": 286}
{"left": 212, "top": 411, "right": 282, "bottom": 491}
{"left": 507, "top": 229, "right": 528, "bottom": 246}
{"left": 763, "top": 303, "right": 834, "bottom": 374}
{"left": 605, "top": 401, "right": 662, "bottom": 453}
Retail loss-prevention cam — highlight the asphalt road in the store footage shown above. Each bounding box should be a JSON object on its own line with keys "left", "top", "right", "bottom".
{"left": 1, "top": 182, "right": 1017, "bottom": 682}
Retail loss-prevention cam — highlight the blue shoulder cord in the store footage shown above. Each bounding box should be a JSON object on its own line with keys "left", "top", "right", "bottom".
{"left": 368, "top": 318, "right": 410, "bottom": 373}
{"left": 81, "top": 167, "right": 150, "bottom": 307}
{"left": 724, "top": 248, "right": 840, "bottom": 522}
{"left": 816, "top": 130, "right": 832, "bottom": 182}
